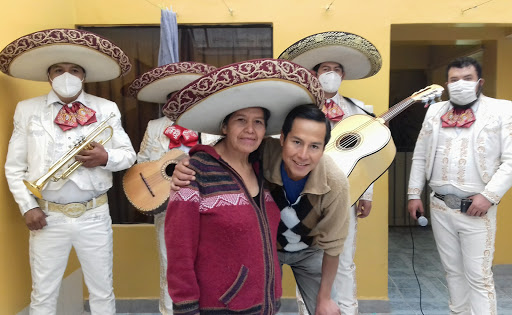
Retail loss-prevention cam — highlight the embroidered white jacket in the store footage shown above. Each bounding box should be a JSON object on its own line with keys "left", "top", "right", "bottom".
{"left": 5, "top": 92, "right": 136, "bottom": 215}
{"left": 408, "top": 95, "right": 512, "bottom": 204}
{"left": 137, "top": 116, "right": 175, "bottom": 163}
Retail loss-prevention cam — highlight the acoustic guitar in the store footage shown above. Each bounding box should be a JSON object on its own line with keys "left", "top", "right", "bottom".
{"left": 123, "top": 149, "right": 187, "bottom": 215}
{"left": 326, "top": 84, "right": 444, "bottom": 206}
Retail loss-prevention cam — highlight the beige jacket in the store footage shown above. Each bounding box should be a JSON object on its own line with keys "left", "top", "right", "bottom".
{"left": 262, "top": 138, "right": 350, "bottom": 256}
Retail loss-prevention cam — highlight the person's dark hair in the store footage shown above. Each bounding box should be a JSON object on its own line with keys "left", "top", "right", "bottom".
{"left": 221, "top": 107, "right": 271, "bottom": 130}
{"left": 312, "top": 62, "right": 344, "bottom": 74}
{"left": 282, "top": 104, "right": 331, "bottom": 147}
{"left": 47, "top": 63, "right": 86, "bottom": 75}
{"left": 445, "top": 57, "right": 482, "bottom": 79}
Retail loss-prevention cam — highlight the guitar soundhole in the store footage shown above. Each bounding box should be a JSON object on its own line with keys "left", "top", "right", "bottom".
{"left": 337, "top": 133, "right": 360, "bottom": 150}
{"left": 163, "top": 163, "right": 177, "bottom": 180}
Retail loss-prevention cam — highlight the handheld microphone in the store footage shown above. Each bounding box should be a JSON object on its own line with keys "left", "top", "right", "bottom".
{"left": 416, "top": 211, "right": 428, "bottom": 227}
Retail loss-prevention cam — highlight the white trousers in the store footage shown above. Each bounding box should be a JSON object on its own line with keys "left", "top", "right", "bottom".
{"left": 333, "top": 205, "right": 358, "bottom": 315}
{"left": 430, "top": 196, "right": 497, "bottom": 315}
{"left": 29, "top": 204, "right": 115, "bottom": 315}
{"left": 155, "top": 211, "right": 173, "bottom": 314}
{"left": 296, "top": 205, "right": 357, "bottom": 315}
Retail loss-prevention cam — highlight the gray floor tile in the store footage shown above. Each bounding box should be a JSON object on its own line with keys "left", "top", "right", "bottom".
{"left": 111, "top": 227, "right": 512, "bottom": 314}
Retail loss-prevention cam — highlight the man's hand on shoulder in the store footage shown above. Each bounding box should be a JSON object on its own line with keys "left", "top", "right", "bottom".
{"left": 24, "top": 207, "right": 47, "bottom": 230}
{"left": 170, "top": 157, "right": 195, "bottom": 191}
{"left": 315, "top": 297, "right": 340, "bottom": 315}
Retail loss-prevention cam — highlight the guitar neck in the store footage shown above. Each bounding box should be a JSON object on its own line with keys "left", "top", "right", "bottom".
{"left": 378, "top": 97, "right": 416, "bottom": 123}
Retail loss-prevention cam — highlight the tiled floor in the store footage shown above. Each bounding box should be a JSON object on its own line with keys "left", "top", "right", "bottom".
{"left": 388, "top": 226, "right": 512, "bottom": 315}
{"left": 111, "top": 227, "right": 512, "bottom": 315}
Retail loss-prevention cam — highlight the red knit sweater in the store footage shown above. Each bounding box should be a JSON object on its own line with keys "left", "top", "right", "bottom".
{"left": 165, "top": 145, "right": 282, "bottom": 314}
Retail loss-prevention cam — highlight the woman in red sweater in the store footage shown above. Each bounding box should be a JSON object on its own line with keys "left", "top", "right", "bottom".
{"left": 166, "top": 106, "right": 282, "bottom": 314}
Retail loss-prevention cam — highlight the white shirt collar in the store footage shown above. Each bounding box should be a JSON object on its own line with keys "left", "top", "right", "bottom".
{"left": 448, "top": 97, "right": 480, "bottom": 113}
{"left": 47, "top": 90, "right": 86, "bottom": 107}
{"left": 328, "top": 92, "right": 341, "bottom": 104}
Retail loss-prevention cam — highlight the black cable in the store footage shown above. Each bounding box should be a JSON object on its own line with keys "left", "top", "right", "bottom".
{"left": 409, "top": 222, "right": 425, "bottom": 315}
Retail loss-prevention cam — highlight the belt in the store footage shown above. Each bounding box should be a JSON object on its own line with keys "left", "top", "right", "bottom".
{"left": 433, "top": 192, "right": 463, "bottom": 209}
{"left": 37, "top": 193, "right": 108, "bottom": 218}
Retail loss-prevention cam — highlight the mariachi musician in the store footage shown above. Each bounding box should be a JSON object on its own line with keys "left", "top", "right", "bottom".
{"left": 127, "top": 61, "right": 216, "bottom": 314}
{"left": 2, "top": 29, "right": 135, "bottom": 314}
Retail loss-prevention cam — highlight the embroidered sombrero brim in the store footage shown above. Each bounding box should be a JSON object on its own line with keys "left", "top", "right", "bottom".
{"left": 0, "top": 29, "right": 131, "bottom": 82}
{"left": 163, "top": 58, "right": 324, "bottom": 135}
{"left": 129, "top": 62, "right": 216, "bottom": 104}
{"left": 278, "top": 31, "right": 382, "bottom": 80}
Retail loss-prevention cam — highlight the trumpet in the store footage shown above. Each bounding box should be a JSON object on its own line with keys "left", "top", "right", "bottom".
{"left": 23, "top": 113, "right": 115, "bottom": 199}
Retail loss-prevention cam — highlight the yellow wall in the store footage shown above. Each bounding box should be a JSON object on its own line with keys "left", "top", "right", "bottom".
{"left": 2, "top": 0, "right": 512, "bottom": 312}
{"left": 494, "top": 39, "right": 512, "bottom": 263}
{"left": 0, "top": 1, "right": 79, "bottom": 313}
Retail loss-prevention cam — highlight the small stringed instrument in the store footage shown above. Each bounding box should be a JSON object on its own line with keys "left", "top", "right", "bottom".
{"left": 123, "top": 149, "right": 187, "bottom": 215}
{"left": 326, "top": 84, "right": 444, "bottom": 205}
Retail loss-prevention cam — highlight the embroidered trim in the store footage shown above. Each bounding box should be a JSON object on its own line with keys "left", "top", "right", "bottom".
{"left": 482, "top": 190, "right": 500, "bottom": 204}
{"left": 129, "top": 62, "right": 216, "bottom": 97}
{"left": 408, "top": 188, "right": 422, "bottom": 195}
{"left": 441, "top": 138, "right": 452, "bottom": 181}
{"left": 457, "top": 138, "right": 469, "bottom": 185}
{"left": 0, "top": 28, "right": 131, "bottom": 76}
{"left": 278, "top": 31, "right": 382, "bottom": 78}
{"left": 482, "top": 214, "right": 497, "bottom": 315}
{"left": 162, "top": 59, "right": 324, "bottom": 120}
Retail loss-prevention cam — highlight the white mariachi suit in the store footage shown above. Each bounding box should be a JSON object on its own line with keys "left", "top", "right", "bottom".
{"left": 137, "top": 116, "right": 198, "bottom": 315}
{"left": 5, "top": 91, "right": 136, "bottom": 315}
{"left": 330, "top": 94, "right": 374, "bottom": 315}
{"left": 296, "top": 93, "right": 374, "bottom": 315}
{"left": 408, "top": 95, "right": 512, "bottom": 315}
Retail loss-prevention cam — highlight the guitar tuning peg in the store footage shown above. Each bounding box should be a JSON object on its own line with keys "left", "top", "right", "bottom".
{"left": 435, "top": 91, "right": 443, "bottom": 98}
{"left": 421, "top": 97, "right": 429, "bottom": 103}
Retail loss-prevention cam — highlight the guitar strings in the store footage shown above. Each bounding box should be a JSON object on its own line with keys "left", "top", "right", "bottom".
{"left": 142, "top": 171, "right": 170, "bottom": 185}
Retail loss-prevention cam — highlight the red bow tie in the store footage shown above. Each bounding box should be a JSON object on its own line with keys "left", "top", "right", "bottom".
{"left": 54, "top": 102, "right": 97, "bottom": 131}
{"left": 321, "top": 99, "right": 344, "bottom": 122}
{"left": 441, "top": 107, "right": 476, "bottom": 128}
{"left": 163, "top": 125, "right": 199, "bottom": 150}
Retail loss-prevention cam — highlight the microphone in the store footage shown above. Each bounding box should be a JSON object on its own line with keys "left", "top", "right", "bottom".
{"left": 416, "top": 211, "right": 428, "bottom": 227}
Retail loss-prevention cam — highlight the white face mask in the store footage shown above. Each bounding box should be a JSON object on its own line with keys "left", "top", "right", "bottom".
{"left": 50, "top": 72, "right": 84, "bottom": 98}
{"left": 447, "top": 79, "right": 480, "bottom": 106}
{"left": 318, "top": 71, "right": 342, "bottom": 93}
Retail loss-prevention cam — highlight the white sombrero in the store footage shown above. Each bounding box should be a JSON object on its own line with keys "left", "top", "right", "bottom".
{"left": 163, "top": 58, "right": 324, "bottom": 135}
{"left": 278, "top": 31, "right": 382, "bottom": 80}
{"left": 0, "top": 28, "right": 131, "bottom": 82}
{"left": 129, "top": 62, "right": 216, "bottom": 104}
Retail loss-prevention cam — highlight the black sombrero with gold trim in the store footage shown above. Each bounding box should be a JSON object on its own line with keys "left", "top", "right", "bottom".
{"left": 163, "top": 58, "right": 324, "bottom": 135}
{"left": 278, "top": 31, "right": 382, "bottom": 80}
{"left": 0, "top": 28, "right": 131, "bottom": 82}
